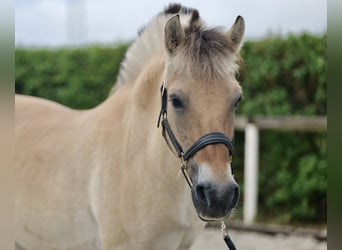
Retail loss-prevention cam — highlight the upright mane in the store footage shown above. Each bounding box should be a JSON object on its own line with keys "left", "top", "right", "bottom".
{"left": 110, "top": 4, "right": 199, "bottom": 94}
{"left": 110, "top": 3, "right": 242, "bottom": 94}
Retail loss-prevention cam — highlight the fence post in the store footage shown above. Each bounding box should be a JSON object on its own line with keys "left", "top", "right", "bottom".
{"left": 243, "top": 123, "right": 259, "bottom": 224}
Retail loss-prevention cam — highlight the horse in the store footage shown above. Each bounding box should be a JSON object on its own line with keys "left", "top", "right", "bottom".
{"left": 15, "top": 4, "right": 245, "bottom": 250}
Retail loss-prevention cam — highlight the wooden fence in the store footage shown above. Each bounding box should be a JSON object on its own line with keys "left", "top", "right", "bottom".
{"left": 234, "top": 116, "right": 327, "bottom": 224}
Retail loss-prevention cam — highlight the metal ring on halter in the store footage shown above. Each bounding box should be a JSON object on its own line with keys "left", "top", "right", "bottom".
{"left": 180, "top": 153, "right": 193, "bottom": 188}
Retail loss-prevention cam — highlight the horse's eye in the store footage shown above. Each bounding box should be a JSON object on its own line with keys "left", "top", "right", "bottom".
{"left": 234, "top": 95, "right": 243, "bottom": 110}
{"left": 170, "top": 96, "right": 184, "bottom": 109}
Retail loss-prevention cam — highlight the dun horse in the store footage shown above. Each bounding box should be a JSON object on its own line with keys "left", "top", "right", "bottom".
{"left": 15, "top": 4, "right": 245, "bottom": 250}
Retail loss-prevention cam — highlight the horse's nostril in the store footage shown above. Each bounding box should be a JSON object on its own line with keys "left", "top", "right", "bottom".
{"left": 196, "top": 184, "right": 209, "bottom": 206}
{"left": 229, "top": 185, "right": 240, "bottom": 209}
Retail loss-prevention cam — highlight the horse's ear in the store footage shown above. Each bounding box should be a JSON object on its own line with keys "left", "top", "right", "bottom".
{"left": 164, "top": 14, "right": 185, "bottom": 54}
{"left": 226, "top": 16, "right": 245, "bottom": 52}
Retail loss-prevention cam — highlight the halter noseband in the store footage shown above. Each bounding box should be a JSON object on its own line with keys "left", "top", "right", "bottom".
{"left": 156, "top": 81, "right": 235, "bottom": 187}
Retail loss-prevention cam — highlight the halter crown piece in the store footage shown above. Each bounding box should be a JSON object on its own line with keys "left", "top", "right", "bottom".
{"left": 157, "top": 81, "right": 237, "bottom": 250}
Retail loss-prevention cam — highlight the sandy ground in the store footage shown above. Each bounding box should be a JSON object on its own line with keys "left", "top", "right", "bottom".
{"left": 15, "top": 228, "right": 326, "bottom": 250}
{"left": 190, "top": 228, "right": 327, "bottom": 250}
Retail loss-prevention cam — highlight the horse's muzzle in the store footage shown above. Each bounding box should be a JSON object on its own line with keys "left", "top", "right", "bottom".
{"left": 191, "top": 180, "right": 240, "bottom": 220}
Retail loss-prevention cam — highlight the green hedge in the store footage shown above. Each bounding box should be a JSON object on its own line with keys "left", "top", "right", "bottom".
{"left": 15, "top": 34, "right": 326, "bottom": 225}
{"left": 235, "top": 34, "right": 327, "bottom": 225}
{"left": 239, "top": 34, "right": 326, "bottom": 116}
{"left": 16, "top": 43, "right": 129, "bottom": 109}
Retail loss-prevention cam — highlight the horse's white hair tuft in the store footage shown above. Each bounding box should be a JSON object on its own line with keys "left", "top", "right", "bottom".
{"left": 110, "top": 5, "right": 196, "bottom": 94}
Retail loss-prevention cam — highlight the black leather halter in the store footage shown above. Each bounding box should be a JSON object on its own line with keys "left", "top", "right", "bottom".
{"left": 157, "top": 81, "right": 235, "bottom": 187}
{"left": 156, "top": 81, "right": 237, "bottom": 250}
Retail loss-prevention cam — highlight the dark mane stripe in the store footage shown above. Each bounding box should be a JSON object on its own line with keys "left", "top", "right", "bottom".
{"left": 138, "top": 4, "right": 198, "bottom": 38}
{"left": 164, "top": 3, "right": 196, "bottom": 15}
{"left": 189, "top": 9, "right": 200, "bottom": 25}
{"left": 164, "top": 3, "right": 182, "bottom": 14}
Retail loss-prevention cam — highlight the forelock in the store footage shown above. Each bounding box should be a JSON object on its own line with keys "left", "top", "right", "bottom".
{"left": 172, "top": 23, "right": 239, "bottom": 81}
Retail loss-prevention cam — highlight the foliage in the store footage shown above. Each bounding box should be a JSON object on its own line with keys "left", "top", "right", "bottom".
{"left": 16, "top": 44, "right": 129, "bottom": 109}
{"left": 256, "top": 131, "right": 326, "bottom": 224}
{"left": 235, "top": 34, "right": 327, "bottom": 225}
{"left": 15, "top": 34, "right": 326, "bottom": 225}
{"left": 239, "top": 34, "right": 326, "bottom": 116}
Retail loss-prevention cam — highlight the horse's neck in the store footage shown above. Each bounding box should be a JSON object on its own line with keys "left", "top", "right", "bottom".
{"left": 101, "top": 54, "right": 168, "bottom": 160}
{"left": 95, "top": 55, "right": 198, "bottom": 225}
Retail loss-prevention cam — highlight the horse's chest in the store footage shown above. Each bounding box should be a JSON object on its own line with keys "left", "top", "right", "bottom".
{"left": 16, "top": 209, "right": 100, "bottom": 250}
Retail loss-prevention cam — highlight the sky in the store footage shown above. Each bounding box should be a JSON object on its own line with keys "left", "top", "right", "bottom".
{"left": 15, "top": 0, "right": 327, "bottom": 47}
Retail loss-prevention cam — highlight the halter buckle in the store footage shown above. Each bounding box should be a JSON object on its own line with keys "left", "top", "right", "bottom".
{"left": 221, "top": 221, "right": 228, "bottom": 237}
{"left": 157, "top": 81, "right": 168, "bottom": 128}
{"left": 160, "top": 80, "right": 166, "bottom": 96}
{"left": 180, "top": 153, "right": 193, "bottom": 188}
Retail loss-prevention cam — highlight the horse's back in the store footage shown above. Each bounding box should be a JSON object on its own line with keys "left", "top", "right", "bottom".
{"left": 16, "top": 94, "right": 72, "bottom": 121}
{"left": 15, "top": 94, "right": 100, "bottom": 249}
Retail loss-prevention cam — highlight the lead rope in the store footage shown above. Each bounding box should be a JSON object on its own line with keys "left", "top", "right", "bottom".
{"left": 221, "top": 221, "right": 237, "bottom": 250}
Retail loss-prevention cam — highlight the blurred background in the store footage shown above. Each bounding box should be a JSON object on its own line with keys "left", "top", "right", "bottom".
{"left": 15, "top": 0, "right": 327, "bottom": 249}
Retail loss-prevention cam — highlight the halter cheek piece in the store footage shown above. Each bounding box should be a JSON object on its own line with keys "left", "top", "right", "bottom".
{"left": 156, "top": 81, "right": 237, "bottom": 250}
{"left": 157, "top": 81, "right": 235, "bottom": 187}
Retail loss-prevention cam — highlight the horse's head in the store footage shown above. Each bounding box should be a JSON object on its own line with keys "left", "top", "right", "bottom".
{"left": 162, "top": 11, "right": 245, "bottom": 221}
